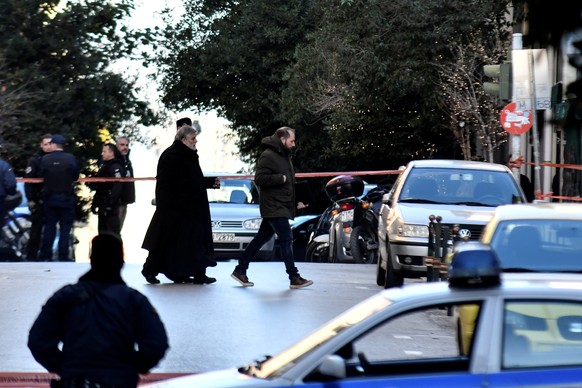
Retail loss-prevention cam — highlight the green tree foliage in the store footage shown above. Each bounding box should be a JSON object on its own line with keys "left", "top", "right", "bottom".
{"left": 157, "top": 0, "right": 512, "bottom": 173}
{"left": 0, "top": 0, "right": 161, "bottom": 174}
{"left": 157, "top": 0, "right": 320, "bottom": 167}
{"left": 284, "top": 0, "right": 455, "bottom": 170}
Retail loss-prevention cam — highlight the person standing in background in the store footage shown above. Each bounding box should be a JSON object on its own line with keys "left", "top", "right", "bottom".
{"left": 90, "top": 144, "right": 125, "bottom": 238}
{"left": 116, "top": 136, "right": 135, "bottom": 231}
{"left": 24, "top": 134, "right": 53, "bottom": 260}
{"left": 39, "top": 134, "right": 79, "bottom": 261}
{"left": 0, "top": 156, "right": 17, "bottom": 226}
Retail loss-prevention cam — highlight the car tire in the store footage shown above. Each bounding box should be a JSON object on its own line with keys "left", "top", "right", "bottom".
{"left": 350, "top": 225, "right": 378, "bottom": 264}
{"left": 305, "top": 241, "right": 328, "bottom": 263}
{"left": 376, "top": 233, "right": 387, "bottom": 286}
{"left": 376, "top": 256, "right": 386, "bottom": 286}
{"left": 384, "top": 242, "right": 404, "bottom": 288}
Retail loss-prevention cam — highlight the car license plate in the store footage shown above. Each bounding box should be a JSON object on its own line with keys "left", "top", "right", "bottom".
{"left": 340, "top": 209, "right": 354, "bottom": 222}
{"left": 213, "top": 233, "right": 235, "bottom": 241}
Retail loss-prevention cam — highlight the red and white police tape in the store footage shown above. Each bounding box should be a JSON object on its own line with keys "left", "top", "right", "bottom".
{"left": 15, "top": 164, "right": 582, "bottom": 202}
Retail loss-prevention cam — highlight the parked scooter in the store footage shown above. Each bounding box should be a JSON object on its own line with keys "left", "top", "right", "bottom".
{"left": 349, "top": 185, "right": 389, "bottom": 264}
{"left": 304, "top": 176, "right": 389, "bottom": 264}
{"left": 325, "top": 175, "right": 378, "bottom": 264}
{"left": 305, "top": 175, "right": 361, "bottom": 263}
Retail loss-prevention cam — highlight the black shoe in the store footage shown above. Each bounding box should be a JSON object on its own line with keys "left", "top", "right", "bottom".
{"left": 192, "top": 275, "right": 217, "bottom": 284}
{"left": 206, "top": 257, "right": 218, "bottom": 267}
{"left": 145, "top": 275, "right": 160, "bottom": 284}
{"left": 142, "top": 270, "right": 160, "bottom": 284}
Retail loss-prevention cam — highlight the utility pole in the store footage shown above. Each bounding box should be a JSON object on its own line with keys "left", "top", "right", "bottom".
{"left": 510, "top": 33, "right": 522, "bottom": 183}
{"left": 528, "top": 49, "right": 542, "bottom": 199}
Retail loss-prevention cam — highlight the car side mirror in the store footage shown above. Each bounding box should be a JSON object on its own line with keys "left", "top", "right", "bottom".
{"left": 382, "top": 192, "right": 392, "bottom": 206}
{"left": 317, "top": 354, "right": 346, "bottom": 379}
{"left": 307, "top": 224, "right": 315, "bottom": 234}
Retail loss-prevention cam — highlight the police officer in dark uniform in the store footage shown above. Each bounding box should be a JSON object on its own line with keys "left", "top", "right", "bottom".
{"left": 24, "top": 134, "right": 53, "bottom": 260}
{"left": 115, "top": 136, "right": 135, "bottom": 231}
{"left": 91, "top": 143, "right": 125, "bottom": 238}
{"left": 0, "top": 157, "right": 17, "bottom": 226}
{"left": 28, "top": 233, "right": 169, "bottom": 388}
{"left": 40, "top": 134, "right": 80, "bottom": 261}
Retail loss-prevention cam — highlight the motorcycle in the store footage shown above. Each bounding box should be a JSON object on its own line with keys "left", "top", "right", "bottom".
{"left": 0, "top": 191, "right": 30, "bottom": 261}
{"left": 304, "top": 175, "right": 361, "bottom": 263}
{"left": 304, "top": 176, "right": 390, "bottom": 264}
{"left": 347, "top": 185, "right": 388, "bottom": 264}
{"left": 0, "top": 185, "right": 78, "bottom": 261}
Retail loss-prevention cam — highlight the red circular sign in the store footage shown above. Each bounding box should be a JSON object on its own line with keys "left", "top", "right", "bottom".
{"left": 500, "top": 102, "right": 532, "bottom": 135}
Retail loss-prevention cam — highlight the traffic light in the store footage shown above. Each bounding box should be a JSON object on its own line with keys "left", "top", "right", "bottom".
{"left": 564, "top": 31, "right": 582, "bottom": 125}
{"left": 567, "top": 39, "right": 582, "bottom": 68}
{"left": 483, "top": 61, "right": 512, "bottom": 100}
{"left": 565, "top": 30, "right": 582, "bottom": 69}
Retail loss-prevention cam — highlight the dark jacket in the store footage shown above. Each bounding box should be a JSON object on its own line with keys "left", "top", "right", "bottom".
{"left": 40, "top": 150, "right": 80, "bottom": 197}
{"left": 92, "top": 158, "right": 125, "bottom": 209}
{"left": 25, "top": 151, "right": 47, "bottom": 203}
{"left": 120, "top": 151, "right": 136, "bottom": 204}
{"left": 27, "top": 271, "right": 169, "bottom": 387}
{"left": 142, "top": 140, "right": 215, "bottom": 277}
{"left": 254, "top": 135, "right": 296, "bottom": 219}
{"left": 0, "top": 159, "right": 16, "bottom": 198}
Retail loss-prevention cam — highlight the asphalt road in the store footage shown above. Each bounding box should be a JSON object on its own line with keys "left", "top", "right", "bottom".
{"left": 0, "top": 261, "right": 382, "bottom": 375}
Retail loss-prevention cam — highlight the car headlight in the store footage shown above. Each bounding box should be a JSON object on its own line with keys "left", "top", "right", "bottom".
{"left": 243, "top": 218, "right": 263, "bottom": 229}
{"left": 398, "top": 224, "right": 429, "bottom": 238}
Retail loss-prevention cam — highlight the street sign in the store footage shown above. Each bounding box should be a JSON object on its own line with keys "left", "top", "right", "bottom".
{"left": 512, "top": 49, "right": 551, "bottom": 110}
{"left": 500, "top": 102, "right": 532, "bottom": 135}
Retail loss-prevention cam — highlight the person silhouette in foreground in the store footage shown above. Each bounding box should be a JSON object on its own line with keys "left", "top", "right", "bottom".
{"left": 28, "top": 234, "right": 169, "bottom": 388}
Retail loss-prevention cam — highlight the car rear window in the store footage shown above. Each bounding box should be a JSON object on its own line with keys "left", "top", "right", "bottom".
{"left": 491, "top": 220, "right": 582, "bottom": 273}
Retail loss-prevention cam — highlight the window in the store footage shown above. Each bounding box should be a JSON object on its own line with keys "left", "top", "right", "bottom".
{"left": 503, "top": 300, "right": 582, "bottom": 369}
{"left": 340, "top": 302, "right": 482, "bottom": 378}
{"left": 206, "top": 178, "right": 258, "bottom": 204}
{"left": 401, "top": 168, "right": 522, "bottom": 205}
{"left": 491, "top": 220, "right": 582, "bottom": 272}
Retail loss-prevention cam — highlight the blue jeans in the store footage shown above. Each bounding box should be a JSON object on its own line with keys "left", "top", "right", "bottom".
{"left": 235, "top": 217, "right": 299, "bottom": 280}
{"left": 40, "top": 194, "right": 74, "bottom": 260}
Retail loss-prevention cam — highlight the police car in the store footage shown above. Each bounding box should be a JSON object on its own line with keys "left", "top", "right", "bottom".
{"left": 146, "top": 244, "right": 582, "bottom": 387}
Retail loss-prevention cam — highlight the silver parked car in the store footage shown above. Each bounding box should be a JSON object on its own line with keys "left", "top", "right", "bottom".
{"left": 208, "top": 175, "right": 274, "bottom": 260}
{"left": 377, "top": 159, "right": 526, "bottom": 288}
